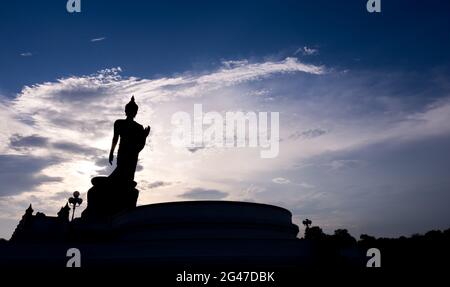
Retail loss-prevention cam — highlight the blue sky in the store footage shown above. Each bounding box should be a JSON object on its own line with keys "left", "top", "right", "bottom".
{"left": 1, "top": 0, "right": 450, "bottom": 239}
{"left": 2, "top": 0, "right": 450, "bottom": 94}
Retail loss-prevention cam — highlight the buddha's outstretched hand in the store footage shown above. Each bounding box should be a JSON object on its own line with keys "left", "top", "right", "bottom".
{"left": 144, "top": 126, "right": 151, "bottom": 137}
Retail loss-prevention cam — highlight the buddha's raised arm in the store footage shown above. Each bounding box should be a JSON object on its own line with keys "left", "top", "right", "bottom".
{"left": 136, "top": 125, "right": 151, "bottom": 152}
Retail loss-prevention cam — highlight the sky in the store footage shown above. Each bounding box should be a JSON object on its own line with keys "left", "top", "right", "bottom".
{"left": 1, "top": 0, "right": 450, "bottom": 239}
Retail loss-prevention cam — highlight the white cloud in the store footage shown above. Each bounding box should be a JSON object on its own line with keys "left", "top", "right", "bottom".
{"left": 298, "top": 182, "right": 315, "bottom": 189}
{"left": 90, "top": 37, "right": 106, "bottom": 42}
{"left": 20, "top": 52, "right": 33, "bottom": 57}
{"left": 294, "top": 46, "right": 318, "bottom": 56}
{"left": 272, "top": 177, "right": 291, "bottom": 184}
{"left": 327, "top": 159, "right": 366, "bottom": 170}
{"left": 0, "top": 57, "right": 325, "bottom": 212}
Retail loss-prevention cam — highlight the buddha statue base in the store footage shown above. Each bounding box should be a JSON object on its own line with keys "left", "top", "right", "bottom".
{"left": 80, "top": 176, "right": 139, "bottom": 219}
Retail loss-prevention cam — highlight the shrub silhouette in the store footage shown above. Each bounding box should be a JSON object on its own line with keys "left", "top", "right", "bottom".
{"left": 301, "top": 218, "right": 450, "bottom": 268}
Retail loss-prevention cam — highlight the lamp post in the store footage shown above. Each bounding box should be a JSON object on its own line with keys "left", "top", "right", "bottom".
{"left": 68, "top": 191, "right": 83, "bottom": 221}
{"left": 302, "top": 218, "right": 312, "bottom": 229}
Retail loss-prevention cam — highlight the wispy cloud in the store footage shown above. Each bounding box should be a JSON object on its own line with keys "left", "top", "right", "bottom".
{"left": 179, "top": 188, "right": 228, "bottom": 200}
{"left": 9, "top": 134, "right": 49, "bottom": 149}
{"left": 1, "top": 56, "right": 324, "bottom": 203}
{"left": 0, "top": 154, "right": 62, "bottom": 197}
{"left": 289, "top": 128, "right": 328, "bottom": 140}
{"left": 90, "top": 37, "right": 106, "bottom": 42}
{"left": 272, "top": 177, "right": 291, "bottom": 184}
{"left": 147, "top": 181, "right": 172, "bottom": 189}
{"left": 294, "top": 46, "right": 318, "bottom": 56}
{"left": 20, "top": 52, "right": 33, "bottom": 57}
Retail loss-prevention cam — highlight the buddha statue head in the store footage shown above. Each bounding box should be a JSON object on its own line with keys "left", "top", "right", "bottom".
{"left": 125, "top": 96, "right": 139, "bottom": 119}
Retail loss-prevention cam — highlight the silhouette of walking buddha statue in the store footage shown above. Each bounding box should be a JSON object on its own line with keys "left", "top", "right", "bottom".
{"left": 109, "top": 96, "right": 150, "bottom": 182}
{"left": 81, "top": 96, "right": 150, "bottom": 219}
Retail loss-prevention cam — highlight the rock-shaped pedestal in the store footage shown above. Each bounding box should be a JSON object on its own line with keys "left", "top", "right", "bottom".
{"left": 81, "top": 176, "right": 139, "bottom": 219}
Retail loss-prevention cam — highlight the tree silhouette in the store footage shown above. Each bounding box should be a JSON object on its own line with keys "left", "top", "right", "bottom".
{"left": 333, "top": 229, "right": 356, "bottom": 246}
{"left": 305, "top": 226, "right": 326, "bottom": 241}
{"left": 302, "top": 218, "right": 312, "bottom": 229}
